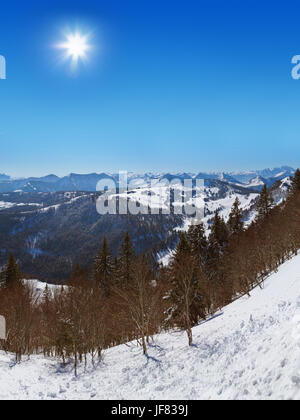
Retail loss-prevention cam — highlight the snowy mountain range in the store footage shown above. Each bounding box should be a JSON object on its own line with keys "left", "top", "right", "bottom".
{"left": 0, "top": 173, "right": 292, "bottom": 281}
{"left": 0, "top": 166, "right": 295, "bottom": 193}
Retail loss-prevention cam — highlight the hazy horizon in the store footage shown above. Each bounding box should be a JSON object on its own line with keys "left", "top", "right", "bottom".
{"left": 1, "top": 164, "right": 297, "bottom": 180}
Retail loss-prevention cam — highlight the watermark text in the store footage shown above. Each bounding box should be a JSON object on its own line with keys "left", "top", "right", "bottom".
{"left": 0, "top": 315, "right": 6, "bottom": 340}
{"left": 0, "top": 55, "right": 6, "bottom": 80}
{"left": 95, "top": 172, "right": 205, "bottom": 224}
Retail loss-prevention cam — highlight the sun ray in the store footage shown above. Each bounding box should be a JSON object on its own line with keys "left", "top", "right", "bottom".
{"left": 56, "top": 31, "right": 91, "bottom": 70}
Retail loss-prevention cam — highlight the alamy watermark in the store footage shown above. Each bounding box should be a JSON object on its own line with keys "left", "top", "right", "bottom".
{"left": 0, "top": 54, "right": 6, "bottom": 80}
{"left": 95, "top": 171, "right": 205, "bottom": 224}
{"left": 0, "top": 315, "right": 6, "bottom": 340}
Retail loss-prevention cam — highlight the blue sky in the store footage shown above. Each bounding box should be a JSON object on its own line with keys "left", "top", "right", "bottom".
{"left": 1, "top": 0, "right": 300, "bottom": 177}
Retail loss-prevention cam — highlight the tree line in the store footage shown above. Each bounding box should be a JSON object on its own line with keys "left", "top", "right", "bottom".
{"left": 1, "top": 170, "right": 300, "bottom": 371}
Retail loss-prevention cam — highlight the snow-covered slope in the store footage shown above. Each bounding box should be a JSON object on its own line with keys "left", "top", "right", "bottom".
{"left": 1, "top": 254, "right": 300, "bottom": 400}
{"left": 0, "top": 201, "right": 41, "bottom": 210}
{"left": 24, "top": 279, "right": 61, "bottom": 294}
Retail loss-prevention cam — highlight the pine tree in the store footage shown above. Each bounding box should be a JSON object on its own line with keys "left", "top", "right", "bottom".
{"left": 93, "top": 237, "right": 113, "bottom": 296}
{"left": 173, "top": 232, "right": 191, "bottom": 262}
{"left": 206, "top": 211, "right": 230, "bottom": 311}
{"left": 256, "top": 184, "right": 274, "bottom": 221}
{"left": 228, "top": 197, "right": 244, "bottom": 235}
{"left": 118, "top": 232, "right": 135, "bottom": 289}
{"left": 4, "top": 253, "right": 22, "bottom": 288}
{"left": 209, "top": 210, "right": 229, "bottom": 250}
{"left": 186, "top": 223, "right": 209, "bottom": 320}
{"left": 291, "top": 168, "right": 300, "bottom": 193}
{"left": 187, "top": 222, "right": 208, "bottom": 266}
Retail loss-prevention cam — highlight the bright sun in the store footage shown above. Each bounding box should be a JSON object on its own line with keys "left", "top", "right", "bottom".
{"left": 57, "top": 31, "right": 91, "bottom": 66}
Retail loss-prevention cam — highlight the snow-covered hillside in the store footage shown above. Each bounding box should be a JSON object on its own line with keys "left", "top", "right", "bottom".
{"left": 24, "top": 279, "right": 61, "bottom": 294}
{"left": 0, "top": 201, "right": 41, "bottom": 210}
{"left": 1, "top": 254, "right": 300, "bottom": 400}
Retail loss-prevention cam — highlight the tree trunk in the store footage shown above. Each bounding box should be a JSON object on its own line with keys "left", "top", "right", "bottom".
{"left": 142, "top": 334, "right": 147, "bottom": 355}
{"left": 187, "top": 327, "right": 193, "bottom": 346}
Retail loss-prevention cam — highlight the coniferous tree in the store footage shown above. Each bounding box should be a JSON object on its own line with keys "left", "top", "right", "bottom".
{"left": 206, "top": 210, "right": 229, "bottom": 310}
{"left": 187, "top": 222, "right": 208, "bottom": 266}
{"left": 169, "top": 232, "right": 191, "bottom": 281}
{"left": 256, "top": 184, "right": 274, "bottom": 221}
{"left": 93, "top": 237, "right": 113, "bottom": 296}
{"left": 228, "top": 198, "right": 244, "bottom": 235}
{"left": 118, "top": 232, "right": 135, "bottom": 289}
{"left": 173, "top": 232, "right": 191, "bottom": 260}
{"left": 186, "top": 223, "right": 209, "bottom": 319}
{"left": 291, "top": 168, "right": 300, "bottom": 193}
{"left": 4, "top": 253, "right": 22, "bottom": 288}
{"left": 169, "top": 232, "right": 191, "bottom": 276}
{"left": 187, "top": 222, "right": 207, "bottom": 254}
{"left": 209, "top": 210, "right": 229, "bottom": 250}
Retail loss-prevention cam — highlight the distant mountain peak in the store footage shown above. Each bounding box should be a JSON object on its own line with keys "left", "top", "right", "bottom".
{"left": 0, "top": 166, "right": 296, "bottom": 194}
